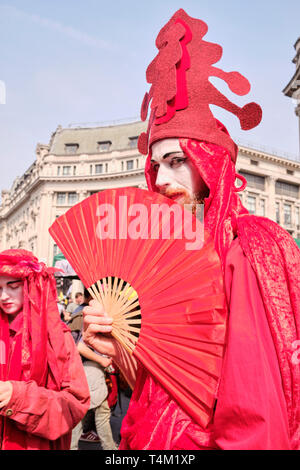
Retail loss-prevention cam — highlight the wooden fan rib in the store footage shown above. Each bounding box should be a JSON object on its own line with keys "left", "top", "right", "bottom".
{"left": 122, "top": 319, "right": 141, "bottom": 326}
{"left": 111, "top": 281, "right": 136, "bottom": 310}
{"left": 123, "top": 309, "right": 141, "bottom": 319}
{"left": 112, "top": 299, "right": 140, "bottom": 319}
{"left": 112, "top": 317, "right": 141, "bottom": 326}
{"left": 113, "top": 321, "right": 141, "bottom": 331}
{"left": 111, "top": 330, "right": 135, "bottom": 355}
{"left": 114, "top": 324, "right": 141, "bottom": 334}
{"left": 113, "top": 327, "right": 139, "bottom": 344}
{"left": 95, "top": 280, "right": 107, "bottom": 307}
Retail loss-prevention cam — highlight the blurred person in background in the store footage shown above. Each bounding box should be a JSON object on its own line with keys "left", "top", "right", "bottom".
{"left": 0, "top": 249, "right": 90, "bottom": 450}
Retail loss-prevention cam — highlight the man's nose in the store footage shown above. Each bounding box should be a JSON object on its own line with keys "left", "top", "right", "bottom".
{"left": 0, "top": 290, "right": 9, "bottom": 301}
{"left": 155, "top": 165, "right": 172, "bottom": 188}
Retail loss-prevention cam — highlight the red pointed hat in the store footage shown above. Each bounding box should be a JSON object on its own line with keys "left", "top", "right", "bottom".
{"left": 138, "top": 9, "right": 262, "bottom": 162}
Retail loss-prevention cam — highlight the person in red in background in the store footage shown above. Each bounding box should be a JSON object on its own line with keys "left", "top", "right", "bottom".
{"left": 0, "top": 249, "right": 90, "bottom": 450}
{"left": 83, "top": 9, "right": 300, "bottom": 450}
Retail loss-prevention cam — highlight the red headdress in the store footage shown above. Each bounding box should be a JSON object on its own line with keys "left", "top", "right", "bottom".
{"left": 138, "top": 8, "right": 262, "bottom": 162}
{"left": 0, "top": 249, "right": 66, "bottom": 389}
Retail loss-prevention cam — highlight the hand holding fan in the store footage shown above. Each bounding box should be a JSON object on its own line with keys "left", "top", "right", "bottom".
{"left": 49, "top": 187, "right": 227, "bottom": 428}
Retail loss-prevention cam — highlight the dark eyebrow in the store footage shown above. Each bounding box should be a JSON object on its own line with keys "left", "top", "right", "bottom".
{"left": 151, "top": 152, "right": 184, "bottom": 163}
{"left": 7, "top": 280, "right": 22, "bottom": 286}
{"left": 163, "top": 152, "right": 183, "bottom": 160}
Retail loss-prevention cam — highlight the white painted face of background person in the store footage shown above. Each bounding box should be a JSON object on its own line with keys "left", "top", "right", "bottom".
{"left": 151, "top": 138, "right": 209, "bottom": 206}
{"left": 0, "top": 276, "right": 24, "bottom": 324}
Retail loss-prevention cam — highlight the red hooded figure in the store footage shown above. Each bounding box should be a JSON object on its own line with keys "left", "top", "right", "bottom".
{"left": 118, "top": 9, "right": 300, "bottom": 450}
{"left": 0, "top": 249, "right": 90, "bottom": 450}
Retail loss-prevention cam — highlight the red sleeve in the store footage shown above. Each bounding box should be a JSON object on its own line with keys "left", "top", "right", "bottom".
{"left": 0, "top": 330, "right": 90, "bottom": 441}
{"left": 213, "top": 238, "right": 291, "bottom": 450}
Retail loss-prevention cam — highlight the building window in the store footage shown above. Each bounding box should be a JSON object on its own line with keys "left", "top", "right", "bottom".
{"left": 129, "top": 136, "right": 138, "bottom": 148}
{"left": 68, "top": 193, "right": 78, "bottom": 205}
{"left": 283, "top": 203, "right": 292, "bottom": 226}
{"left": 97, "top": 141, "right": 111, "bottom": 152}
{"left": 275, "top": 181, "right": 299, "bottom": 198}
{"left": 247, "top": 195, "right": 256, "bottom": 215}
{"left": 239, "top": 171, "right": 265, "bottom": 191}
{"left": 287, "top": 169, "right": 294, "bottom": 175}
{"left": 127, "top": 160, "right": 134, "bottom": 171}
{"left": 250, "top": 160, "right": 259, "bottom": 166}
{"left": 276, "top": 202, "right": 280, "bottom": 224}
{"left": 57, "top": 193, "right": 66, "bottom": 205}
{"left": 95, "top": 164, "right": 103, "bottom": 174}
{"left": 296, "top": 207, "right": 300, "bottom": 229}
{"left": 260, "top": 199, "right": 265, "bottom": 217}
{"left": 65, "top": 143, "right": 79, "bottom": 154}
{"left": 62, "top": 166, "right": 71, "bottom": 176}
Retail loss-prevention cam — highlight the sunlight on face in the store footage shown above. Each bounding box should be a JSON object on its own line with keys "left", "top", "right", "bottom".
{"left": 0, "top": 275, "right": 24, "bottom": 320}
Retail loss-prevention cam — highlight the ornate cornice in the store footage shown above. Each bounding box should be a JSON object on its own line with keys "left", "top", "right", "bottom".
{"left": 0, "top": 170, "right": 146, "bottom": 219}
{"left": 283, "top": 65, "right": 300, "bottom": 97}
{"left": 238, "top": 146, "right": 300, "bottom": 169}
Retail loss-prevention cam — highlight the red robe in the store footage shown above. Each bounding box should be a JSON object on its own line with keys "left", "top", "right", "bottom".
{"left": 0, "top": 250, "right": 90, "bottom": 450}
{"left": 0, "top": 316, "right": 89, "bottom": 450}
{"left": 119, "top": 135, "right": 300, "bottom": 450}
{"left": 119, "top": 238, "right": 291, "bottom": 450}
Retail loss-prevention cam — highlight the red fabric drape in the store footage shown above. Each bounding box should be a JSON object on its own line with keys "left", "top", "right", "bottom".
{"left": 0, "top": 250, "right": 68, "bottom": 449}
{"left": 141, "top": 134, "right": 300, "bottom": 448}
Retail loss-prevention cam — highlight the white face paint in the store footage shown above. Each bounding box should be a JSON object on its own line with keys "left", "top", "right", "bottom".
{"left": 0, "top": 275, "right": 24, "bottom": 322}
{"left": 151, "top": 139, "right": 208, "bottom": 205}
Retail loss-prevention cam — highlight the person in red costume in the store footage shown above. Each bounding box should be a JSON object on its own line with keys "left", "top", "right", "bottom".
{"left": 0, "top": 249, "right": 90, "bottom": 450}
{"left": 83, "top": 9, "right": 300, "bottom": 450}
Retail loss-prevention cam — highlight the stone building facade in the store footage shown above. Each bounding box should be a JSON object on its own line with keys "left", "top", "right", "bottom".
{"left": 283, "top": 36, "right": 300, "bottom": 156}
{"left": 1, "top": 120, "right": 300, "bottom": 266}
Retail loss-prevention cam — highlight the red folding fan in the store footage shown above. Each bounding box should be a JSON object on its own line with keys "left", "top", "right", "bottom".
{"left": 49, "top": 187, "right": 227, "bottom": 428}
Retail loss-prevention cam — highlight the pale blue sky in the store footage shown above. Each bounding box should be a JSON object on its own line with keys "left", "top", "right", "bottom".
{"left": 0, "top": 0, "right": 299, "bottom": 193}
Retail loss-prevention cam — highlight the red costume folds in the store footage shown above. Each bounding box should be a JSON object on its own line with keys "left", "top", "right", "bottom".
{"left": 0, "top": 250, "right": 90, "bottom": 450}
{"left": 119, "top": 139, "right": 300, "bottom": 450}
{"left": 122, "top": 8, "right": 300, "bottom": 449}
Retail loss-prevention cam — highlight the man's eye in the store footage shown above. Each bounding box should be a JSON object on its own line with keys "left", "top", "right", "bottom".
{"left": 152, "top": 164, "right": 159, "bottom": 172}
{"left": 170, "top": 158, "right": 186, "bottom": 167}
{"left": 10, "top": 283, "right": 22, "bottom": 290}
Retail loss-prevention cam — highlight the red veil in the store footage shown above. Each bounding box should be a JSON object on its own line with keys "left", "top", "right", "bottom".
{"left": 0, "top": 250, "right": 69, "bottom": 449}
